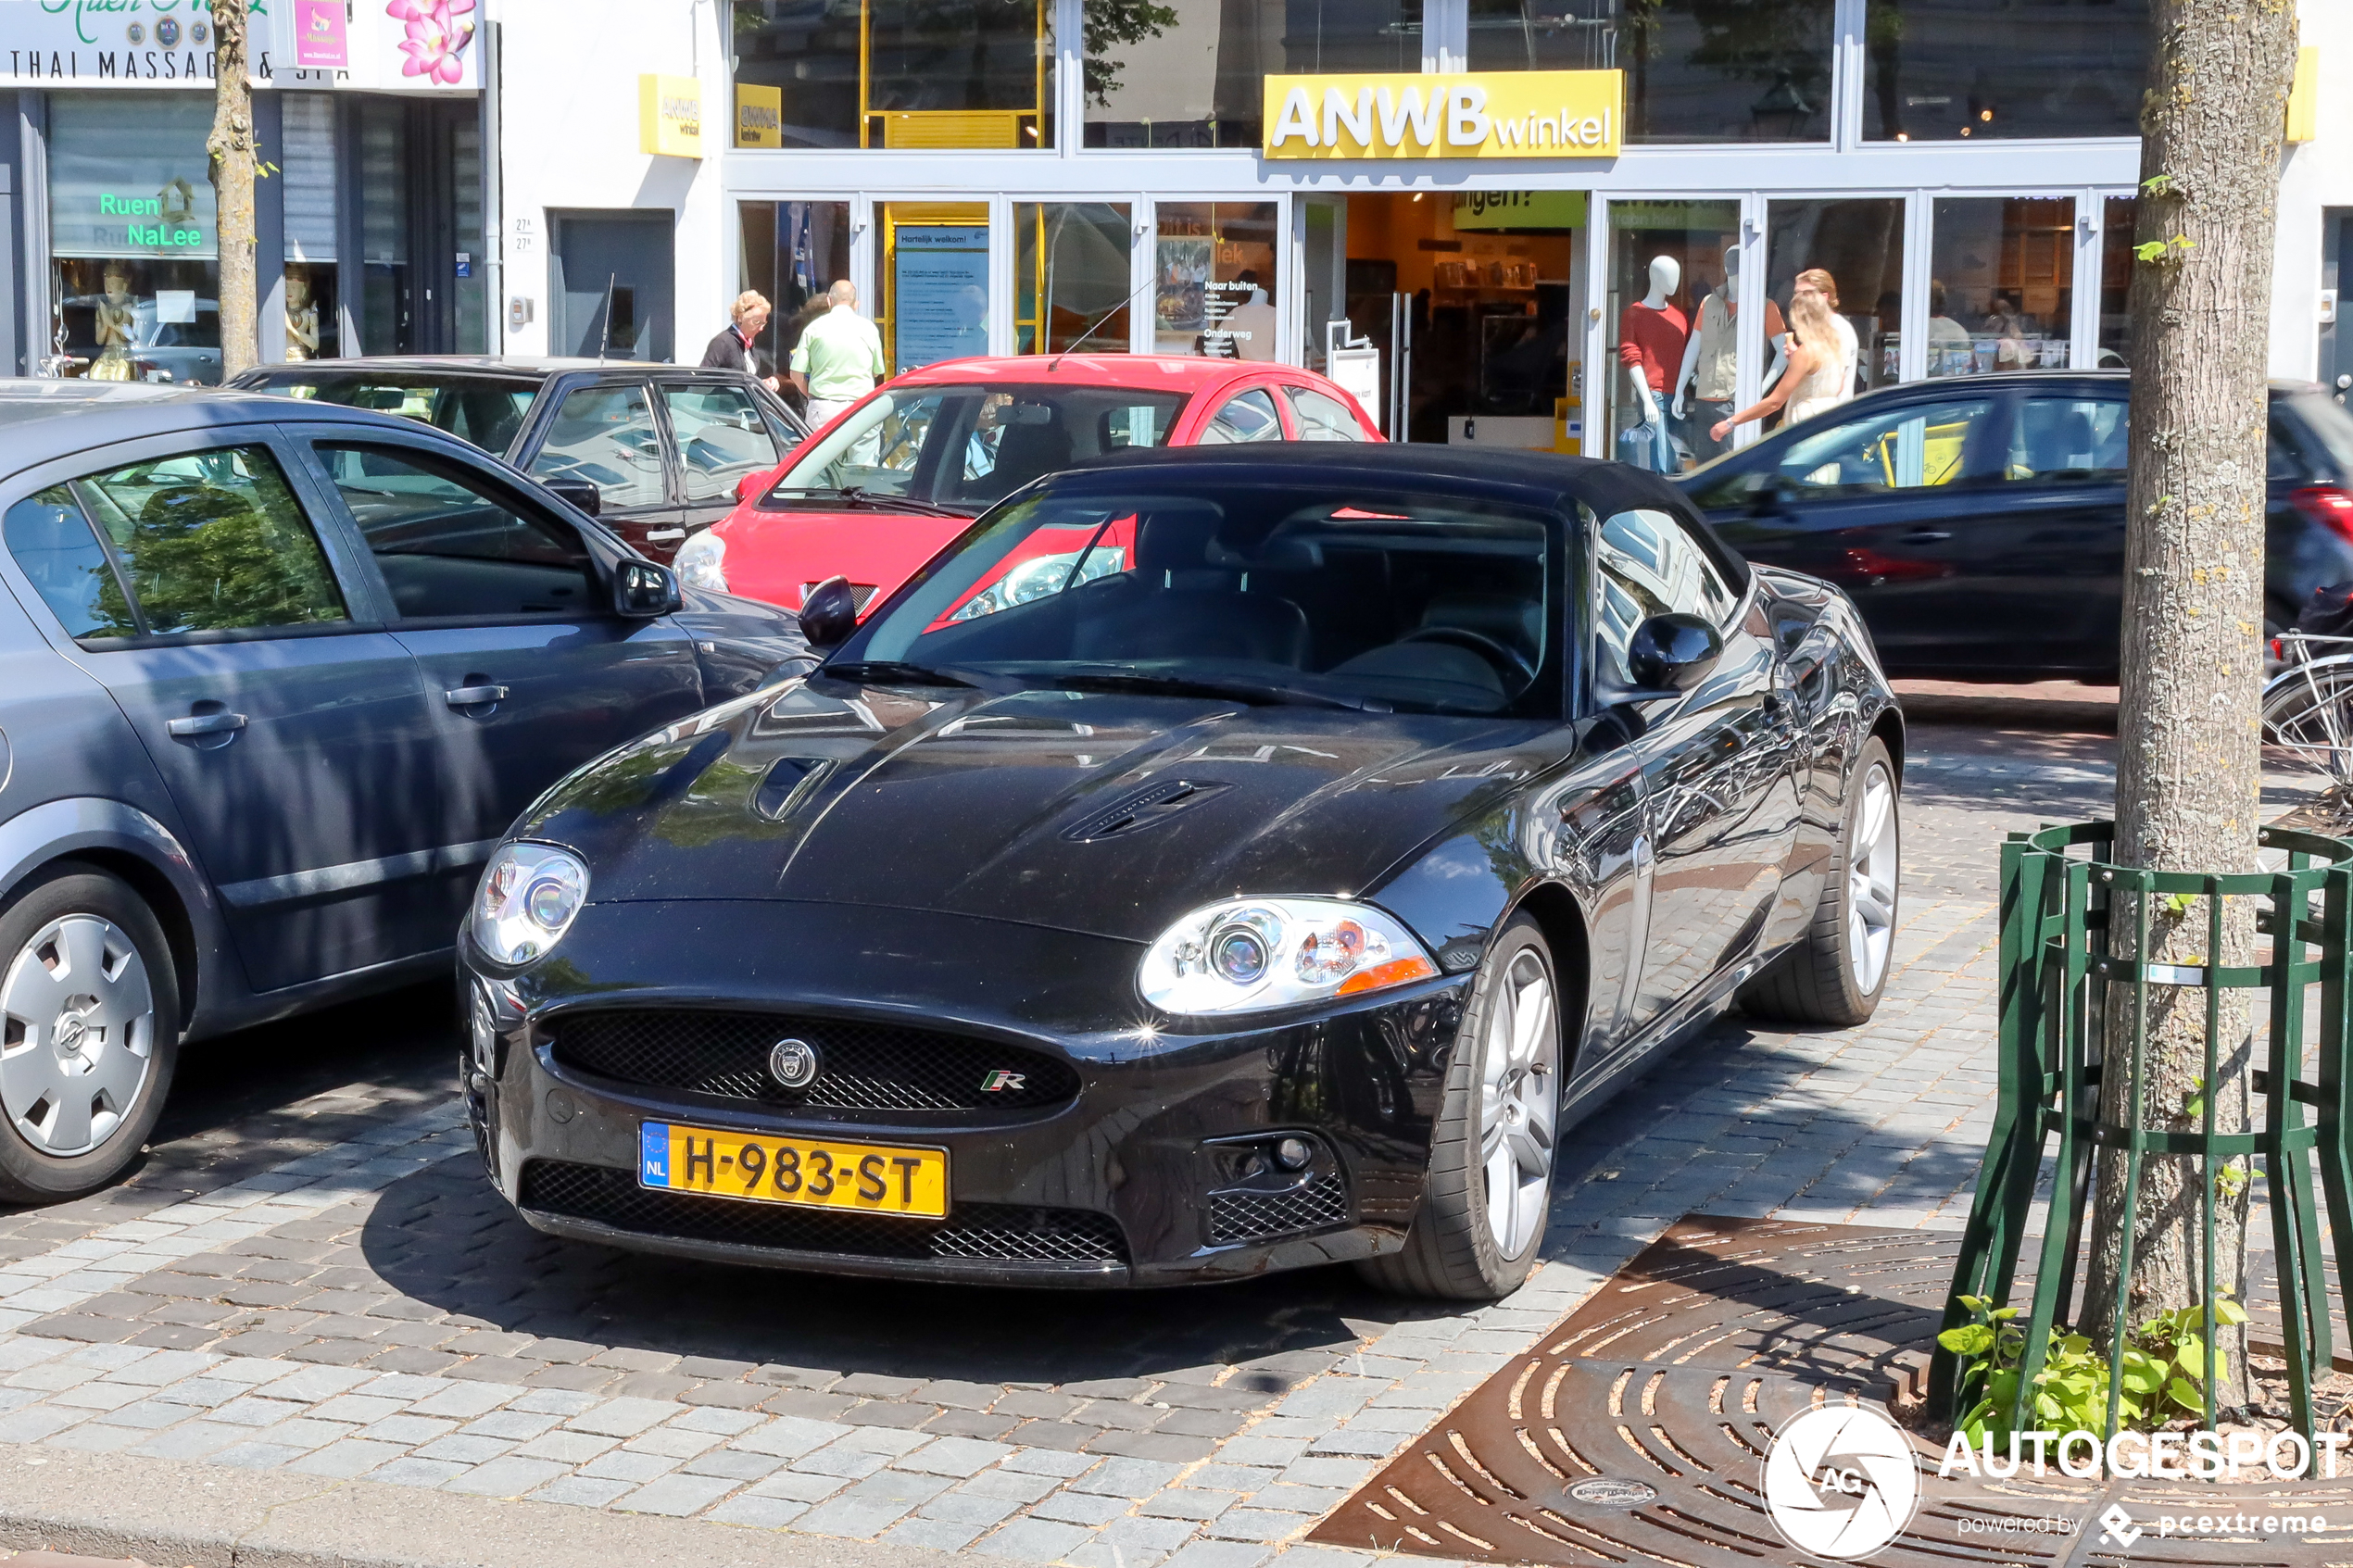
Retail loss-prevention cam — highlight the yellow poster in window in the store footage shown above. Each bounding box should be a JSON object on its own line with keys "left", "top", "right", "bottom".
{"left": 1261, "top": 71, "right": 1622, "bottom": 160}
{"left": 736, "top": 82, "right": 783, "bottom": 149}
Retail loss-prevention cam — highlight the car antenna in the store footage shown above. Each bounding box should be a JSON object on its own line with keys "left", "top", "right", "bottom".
{"left": 1049, "top": 270, "right": 1164, "bottom": 372}
{"left": 598, "top": 273, "right": 616, "bottom": 363}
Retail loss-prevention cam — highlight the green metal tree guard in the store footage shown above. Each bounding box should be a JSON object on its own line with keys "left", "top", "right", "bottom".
{"left": 1930, "top": 820, "right": 2353, "bottom": 1465}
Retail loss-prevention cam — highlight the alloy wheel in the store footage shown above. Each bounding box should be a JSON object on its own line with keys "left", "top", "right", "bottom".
{"left": 1478, "top": 947, "right": 1558, "bottom": 1258}
{"left": 1847, "top": 764, "right": 1899, "bottom": 994}
{"left": 0, "top": 915, "right": 156, "bottom": 1157}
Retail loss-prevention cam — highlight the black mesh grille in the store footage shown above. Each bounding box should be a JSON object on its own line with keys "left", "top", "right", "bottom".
{"left": 519, "top": 1160, "right": 1129, "bottom": 1266}
{"left": 1209, "top": 1176, "right": 1351, "bottom": 1244}
{"left": 547, "top": 1010, "right": 1079, "bottom": 1117}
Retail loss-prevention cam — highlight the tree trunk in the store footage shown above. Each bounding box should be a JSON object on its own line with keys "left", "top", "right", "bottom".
{"left": 208, "top": 0, "right": 258, "bottom": 380}
{"left": 2082, "top": 0, "right": 2297, "bottom": 1406}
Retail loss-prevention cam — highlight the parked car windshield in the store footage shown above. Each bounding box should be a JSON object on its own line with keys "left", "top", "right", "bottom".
{"left": 764, "top": 383, "right": 1191, "bottom": 515}
{"left": 831, "top": 472, "right": 1557, "bottom": 718}
{"left": 239, "top": 370, "right": 540, "bottom": 454}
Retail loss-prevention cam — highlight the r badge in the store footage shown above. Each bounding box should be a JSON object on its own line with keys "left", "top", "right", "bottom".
{"left": 979, "top": 1070, "right": 1026, "bottom": 1093}
{"left": 768, "top": 1038, "right": 821, "bottom": 1089}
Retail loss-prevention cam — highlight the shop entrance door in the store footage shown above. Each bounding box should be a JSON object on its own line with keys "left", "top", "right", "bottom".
{"left": 1323, "top": 193, "right": 1584, "bottom": 449}
{"left": 549, "top": 213, "right": 676, "bottom": 361}
{"left": 353, "top": 96, "right": 485, "bottom": 356}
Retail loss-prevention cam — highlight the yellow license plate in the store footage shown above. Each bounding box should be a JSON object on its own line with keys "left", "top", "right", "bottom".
{"left": 638, "top": 1122, "right": 949, "bottom": 1220}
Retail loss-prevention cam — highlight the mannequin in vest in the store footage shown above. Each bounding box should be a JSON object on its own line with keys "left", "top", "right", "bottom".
{"left": 1670, "top": 245, "right": 1788, "bottom": 462}
{"left": 1616, "top": 256, "right": 1688, "bottom": 473}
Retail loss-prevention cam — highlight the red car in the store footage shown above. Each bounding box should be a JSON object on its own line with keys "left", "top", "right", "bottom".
{"left": 673, "top": 355, "right": 1381, "bottom": 613}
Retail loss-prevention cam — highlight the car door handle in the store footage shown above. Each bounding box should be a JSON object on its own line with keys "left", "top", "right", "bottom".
{"left": 1902, "top": 529, "right": 1953, "bottom": 543}
{"left": 166, "top": 711, "right": 247, "bottom": 736}
{"left": 444, "top": 685, "right": 510, "bottom": 708}
{"left": 644, "top": 527, "right": 686, "bottom": 542}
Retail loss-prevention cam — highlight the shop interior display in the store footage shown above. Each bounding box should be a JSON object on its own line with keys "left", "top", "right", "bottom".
{"left": 1617, "top": 256, "right": 1689, "bottom": 474}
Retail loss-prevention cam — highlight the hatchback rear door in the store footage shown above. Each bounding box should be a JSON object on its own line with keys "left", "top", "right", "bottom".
{"left": 0, "top": 432, "right": 453, "bottom": 992}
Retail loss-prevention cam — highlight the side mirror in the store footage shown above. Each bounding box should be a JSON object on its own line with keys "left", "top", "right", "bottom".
{"left": 1625, "top": 613, "right": 1723, "bottom": 696}
{"left": 799, "top": 574, "right": 860, "bottom": 648}
{"left": 545, "top": 477, "right": 603, "bottom": 517}
{"left": 735, "top": 470, "right": 768, "bottom": 506}
{"left": 611, "top": 559, "right": 683, "bottom": 618}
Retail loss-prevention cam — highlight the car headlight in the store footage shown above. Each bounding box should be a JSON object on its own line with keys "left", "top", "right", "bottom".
{"left": 1139, "top": 897, "right": 1439, "bottom": 1016}
{"left": 675, "top": 528, "right": 728, "bottom": 592}
{"left": 471, "top": 843, "right": 589, "bottom": 965}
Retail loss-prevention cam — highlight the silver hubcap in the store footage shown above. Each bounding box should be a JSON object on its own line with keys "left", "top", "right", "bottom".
{"left": 0, "top": 915, "right": 154, "bottom": 1157}
{"left": 1847, "top": 764, "right": 1899, "bottom": 994}
{"left": 1478, "top": 948, "right": 1558, "bottom": 1259}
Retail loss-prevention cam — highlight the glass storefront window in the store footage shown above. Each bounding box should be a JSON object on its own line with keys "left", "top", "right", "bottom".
{"left": 1016, "top": 204, "right": 1134, "bottom": 355}
{"left": 1607, "top": 200, "right": 1738, "bottom": 472}
{"left": 2099, "top": 195, "right": 2135, "bottom": 368}
{"left": 281, "top": 93, "right": 341, "bottom": 362}
{"left": 1153, "top": 203, "right": 1279, "bottom": 359}
{"left": 1084, "top": 0, "right": 1422, "bottom": 149}
{"left": 881, "top": 203, "right": 991, "bottom": 374}
{"left": 1926, "top": 197, "right": 2075, "bottom": 378}
{"left": 45, "top": 94, "right": 221, "bottom": 385}
{"left": 1768, "top": 198, "right": 1905, "bottom": 395}
{"left": 739, "top": 201, "right": 854, "bottom": 390}
{"left": 1865, "top": 0, "right": 2149, "bottom": 142}
{"left": 1467, "top": 0, "right": 1832, "bottom": 143}
{"left": 734, "top": 0, "right": 1053, "bottom": 150}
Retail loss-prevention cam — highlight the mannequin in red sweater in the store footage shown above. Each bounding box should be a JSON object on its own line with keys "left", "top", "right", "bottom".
{"left": 1617, "top": 255, "right": 1689, "bottom": 473}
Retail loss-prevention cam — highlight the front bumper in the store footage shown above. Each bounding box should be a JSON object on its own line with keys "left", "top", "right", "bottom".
{"left": 462, "top": 900, "right": 1467, "bottom": 1286}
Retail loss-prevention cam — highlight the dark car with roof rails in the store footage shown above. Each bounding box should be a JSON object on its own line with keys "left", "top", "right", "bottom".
{"left": 0, "top": 380, "right": 814, "bottom": 1203}
{"left": 462, "top": 443, "right": 1901, "bottom": 1300}
{"left": 228, "top": 358, "right": 807, "bottom": 563}
{"left": 1679, "top": 370, "right": 2353, "bottom": 682}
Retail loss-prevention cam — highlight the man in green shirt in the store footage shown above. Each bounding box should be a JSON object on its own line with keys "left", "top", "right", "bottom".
{"left": 789, "top": 281, "right": 887, "bottom": 430}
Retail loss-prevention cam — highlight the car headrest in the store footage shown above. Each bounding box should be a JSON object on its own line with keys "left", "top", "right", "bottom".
{"left": 1134, "top": 501, "right": 1230, "bottom": 573}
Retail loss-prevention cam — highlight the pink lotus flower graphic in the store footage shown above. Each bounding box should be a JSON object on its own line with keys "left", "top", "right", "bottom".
{"left": 388, "top": 0, "right": 477, "bottom": 85}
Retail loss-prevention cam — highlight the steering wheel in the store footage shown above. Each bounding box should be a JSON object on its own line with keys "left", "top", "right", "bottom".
{"left": 1398, "top": 625, "right": 1537, "bottom": 688}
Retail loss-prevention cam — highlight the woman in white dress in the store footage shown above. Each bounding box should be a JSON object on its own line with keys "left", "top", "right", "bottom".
{"left": 1794, "top": 268, "right": 1859, "bottom": 401}
{"left": 1709, "top": 287, "right": 1846, "bottom": 444}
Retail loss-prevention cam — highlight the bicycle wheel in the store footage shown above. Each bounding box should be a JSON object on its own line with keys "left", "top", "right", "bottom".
{"left": 2263, "top": 658, "right": 2353, "bottom": 785}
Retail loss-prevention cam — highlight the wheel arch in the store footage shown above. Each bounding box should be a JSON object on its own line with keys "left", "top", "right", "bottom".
{"left": 1869, "top": 702, "right": 1906, "bottom": 786}
{"left": 0, "top": 799, "right": 226, "bottom": 1041}
{"left": 1503, "top": 880, "right": 1592, "bottom": 1078}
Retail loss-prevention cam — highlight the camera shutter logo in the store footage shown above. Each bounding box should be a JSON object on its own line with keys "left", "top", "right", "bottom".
{"left": 1762, "top": 1405, "right": 1920, "bottom": 1561}
{"left": 768, "top": 1038, "right": 820, "bottom": 1090}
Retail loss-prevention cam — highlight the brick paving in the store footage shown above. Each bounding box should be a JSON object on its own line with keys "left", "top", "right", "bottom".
{"left": 0, "top": 694, "right": 2325, "bottom": 1568}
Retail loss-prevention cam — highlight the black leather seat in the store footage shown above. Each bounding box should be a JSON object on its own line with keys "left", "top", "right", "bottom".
{"left": 966, "top": 416, "right": 1074, "bottom": 503}
{"left": 1072, "top": 505, "right": 1309, "bottom": 667}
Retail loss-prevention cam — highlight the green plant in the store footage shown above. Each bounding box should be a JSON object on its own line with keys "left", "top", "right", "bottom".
{"left": 1941, "top": 1291, "right": 2246, "bottom": 1444}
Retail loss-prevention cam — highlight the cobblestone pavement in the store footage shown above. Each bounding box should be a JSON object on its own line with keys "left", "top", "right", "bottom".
{"left": 0, "top": 695, "right": 2322, "bottom": 1568}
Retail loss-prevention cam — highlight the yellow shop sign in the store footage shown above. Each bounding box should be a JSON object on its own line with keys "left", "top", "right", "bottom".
{"left": 638, "top": 74, "right": 704, "bottom": 159}
{"left": 1263, "top": 70, "right": 1622, "bottom": 159}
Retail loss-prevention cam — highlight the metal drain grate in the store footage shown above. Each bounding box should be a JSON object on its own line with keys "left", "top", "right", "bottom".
{"left": 1312, "top": 1215, "right": 2353, "bottom": 1567}
{"left": 1208, "top": 1176, "right": 1350, "bottom": 1244}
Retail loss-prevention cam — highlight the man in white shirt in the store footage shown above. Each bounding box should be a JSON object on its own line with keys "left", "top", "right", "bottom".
{"left": 789, "top": 281, "right": 887, "bottom": 429}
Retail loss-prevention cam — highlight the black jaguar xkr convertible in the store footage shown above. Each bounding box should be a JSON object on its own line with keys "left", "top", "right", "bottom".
{"left": 459, "top": 445, "right": 1901, "bottom": 1299}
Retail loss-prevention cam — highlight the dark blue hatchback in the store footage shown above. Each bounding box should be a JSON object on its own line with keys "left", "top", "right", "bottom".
{"left": 0, "top": 382, "right": 810, "bottom": 1199}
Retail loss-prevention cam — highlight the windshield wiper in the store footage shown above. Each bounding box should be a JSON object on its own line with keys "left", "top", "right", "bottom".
{"left": 764, "top": 486, "right": 975, "bottom": 519}
{"left": 1044, "top": 670, "right": 1387, "bottom": 712}
{"left": 816, "top": 660, "right": 1014, "bottom": 693}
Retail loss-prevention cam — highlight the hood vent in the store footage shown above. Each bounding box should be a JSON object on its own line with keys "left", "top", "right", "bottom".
{"left": 755, "top": 757, "right": 834, "bottom": 821}
{"left": 1063, "top": 778, "right": 1230, "bottom": 843}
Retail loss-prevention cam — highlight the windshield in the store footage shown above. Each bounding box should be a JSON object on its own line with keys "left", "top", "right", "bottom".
{"left": 240, "top": 371, "right": 539, "bottom": 454}
{"left": 764, "top": 383, "right": 1190, "bottom": 514}
{"left": 830, "top": 473, "right": 1559, "bottom": 717}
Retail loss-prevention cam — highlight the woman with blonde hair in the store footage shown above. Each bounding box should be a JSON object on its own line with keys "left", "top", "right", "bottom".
{"left": 1710, "top": 286, "right": 1847, "bottom": 443}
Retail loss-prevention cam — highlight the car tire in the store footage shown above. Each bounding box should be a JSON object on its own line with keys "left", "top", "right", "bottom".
{"left": 0, "top": 865, "right": 179, "bottom": 1202}
{"left": 1739, "top": 736, "right": 1900, "bottom": 1027}
{"left": 1359, "top": 914, "right": 1560, "bottom": 1301}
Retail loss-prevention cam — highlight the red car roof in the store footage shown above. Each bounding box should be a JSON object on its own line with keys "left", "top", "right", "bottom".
{"left": 883, "top": 354, "right": 1280, "bottom": 393}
